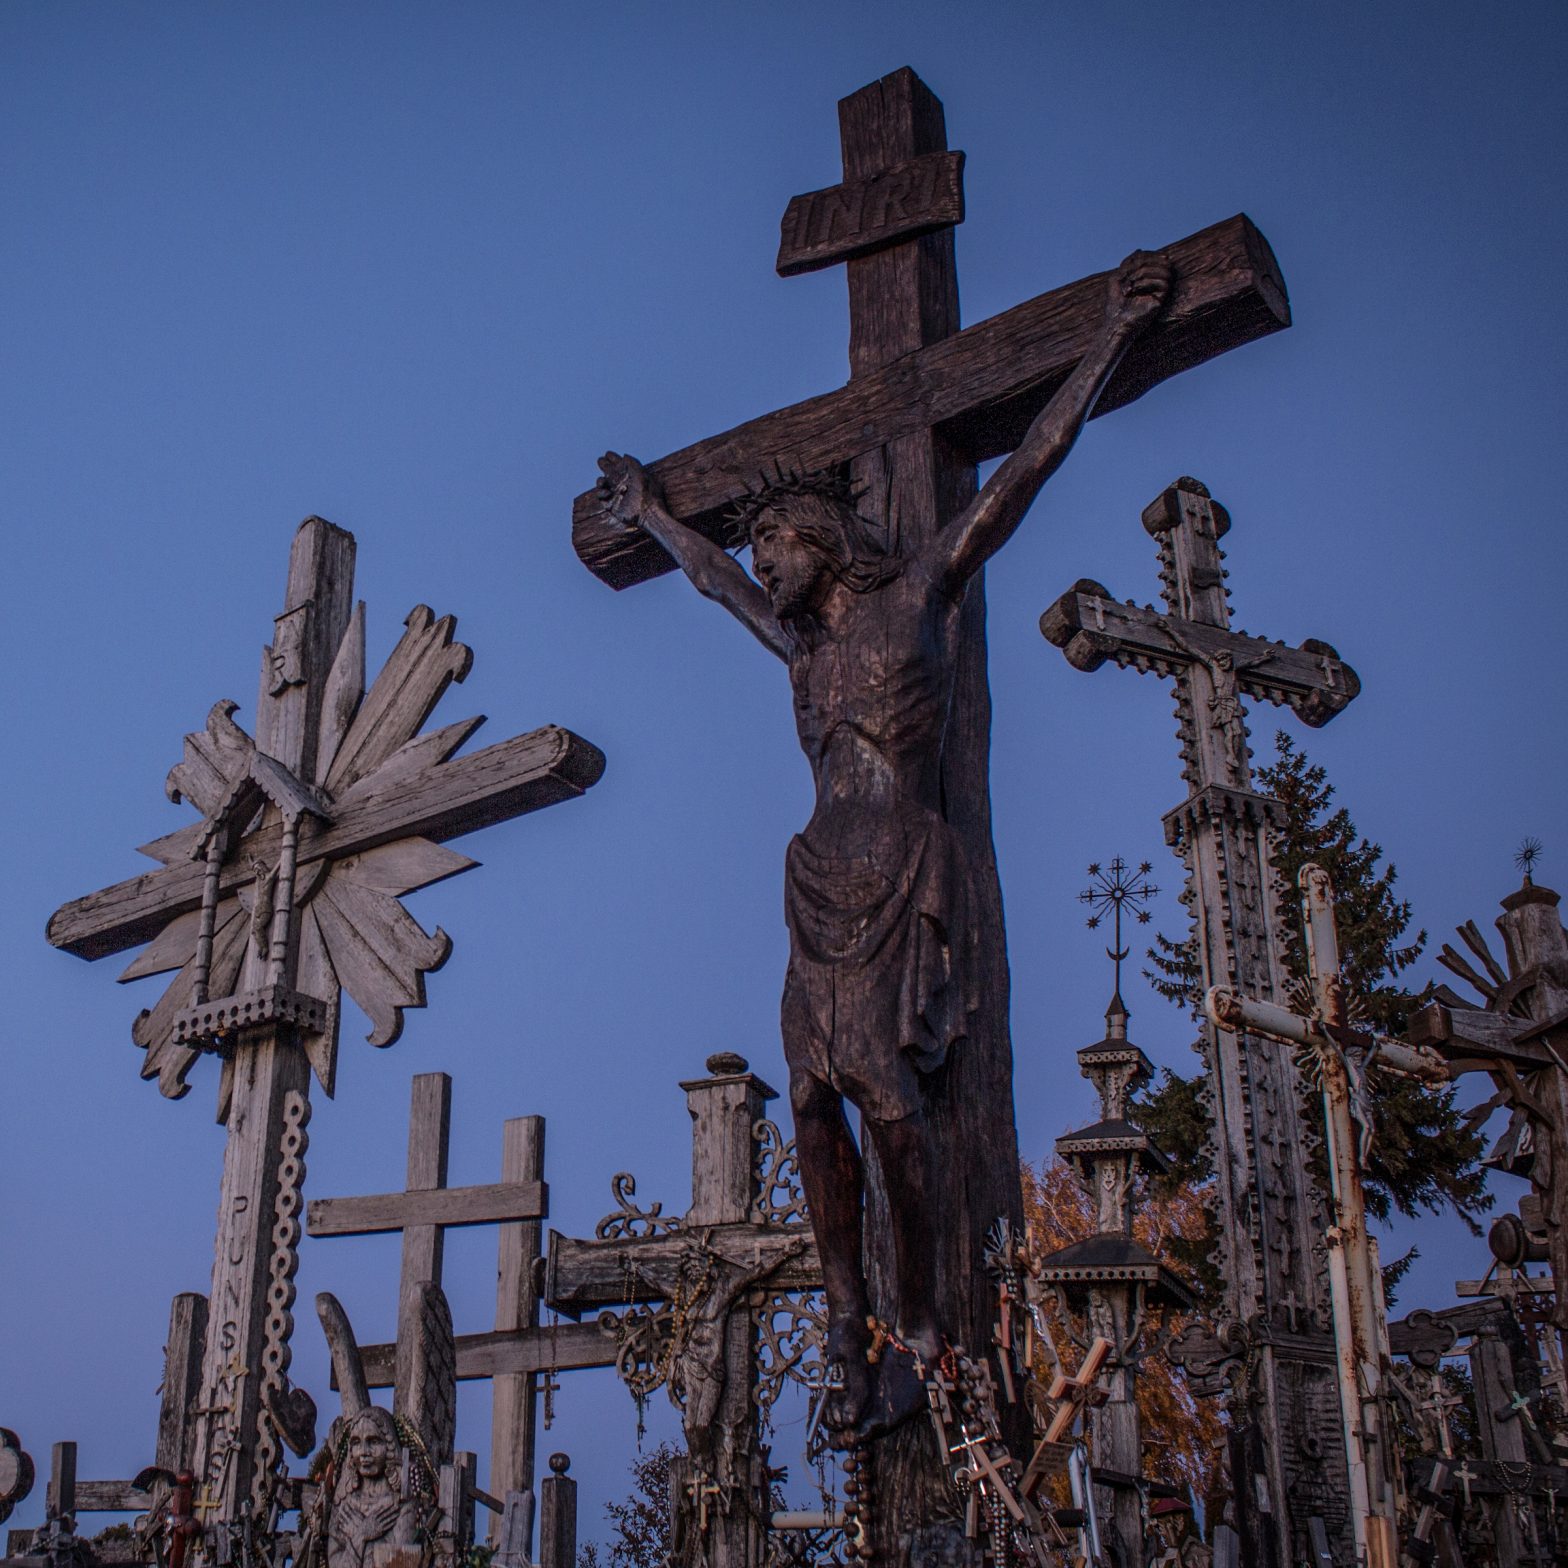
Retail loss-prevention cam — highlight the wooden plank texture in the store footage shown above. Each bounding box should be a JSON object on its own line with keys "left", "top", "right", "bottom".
{"left": 545, "top": 1225, "right": 820, "bottom": 1314}
{"left": 572, "top": 212, "right": 1289, "bottom": 588}
{"left": 776, "top": 149, "right": 964, "bottom": 277}
{"left": 489, "top": 1115, "right": 545, "bottom": 1545}
{"left": 307, "top": 1180, "right": 547, "bottom": 1237}
{"left": 48, "top": 726, "right": 605, "bottom": 960}
{"left": 354, "top": 1318, "right": 613, "bottom": 1388}
{"left": 156, "top": 1292, "right": 209, "bottom": 1472}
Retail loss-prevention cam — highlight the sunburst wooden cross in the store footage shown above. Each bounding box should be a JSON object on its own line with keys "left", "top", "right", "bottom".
{"left": 45, "top": 517, "right": 603, "bottom": 1524}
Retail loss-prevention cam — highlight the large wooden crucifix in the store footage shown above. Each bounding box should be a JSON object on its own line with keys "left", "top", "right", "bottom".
{"left": 571, "top": 68, "right": 1288, "bottom": 1561}
{"left": 45, "top": 519, "right": 604, "bottom": 1538}
{"left": 1040, "top": 477, "right": 1361, "bottom": 1566}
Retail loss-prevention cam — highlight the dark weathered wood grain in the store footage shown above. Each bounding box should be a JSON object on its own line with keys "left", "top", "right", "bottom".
{"left": 48, "top": 726, "right": 605, "bottom": 960}
{"left": 572, "top": 212, "right": 1288, "bottom": 589}
{"left": 544, "top": 1225, "right": 820, "bottom": 1314}
{"left": 776, "top": 149, "right": 964, "bottom": 277}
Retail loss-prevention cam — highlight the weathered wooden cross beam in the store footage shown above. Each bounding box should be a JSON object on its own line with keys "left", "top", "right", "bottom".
{"left": 1042, "top": 478, "right": 1359, "bottom": 1566}
{"left": 44, "top": 520, "right": 604, "bottom": 1534}
{"left": 572, "top": 214, "right": 1287, "bottom": 589}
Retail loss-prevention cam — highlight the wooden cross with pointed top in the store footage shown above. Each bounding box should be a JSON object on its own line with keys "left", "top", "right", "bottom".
{"left": 45, "top": 519, "right": 604, "bottom": 1531}
{"left": 1042, "top": 476, "right": 1366, "bottom": 1564}
{"left": 571, "top": 68, "right": 1289, "bottom": 1562}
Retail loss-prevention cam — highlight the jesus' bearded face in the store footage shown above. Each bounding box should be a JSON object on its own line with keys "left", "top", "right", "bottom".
{"left": 749, "top": 507, "right": 834, "bottom": 619}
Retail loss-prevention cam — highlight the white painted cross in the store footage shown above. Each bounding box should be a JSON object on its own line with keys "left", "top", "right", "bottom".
{"left": 1207, "top": 864, "right": 1448, "bottom": 1568}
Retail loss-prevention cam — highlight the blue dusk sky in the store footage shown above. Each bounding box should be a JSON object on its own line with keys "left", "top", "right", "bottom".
{"left": 2, "top": 0, "right": 1565, "bottom": 1538}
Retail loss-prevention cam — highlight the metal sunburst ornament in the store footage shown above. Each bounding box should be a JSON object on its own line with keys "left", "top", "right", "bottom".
{"left": 1079, "top": 856, "right": 1160, "bottom": 996}
{"left": 1516, "top": 837, "right": 1543, "bottom": 881}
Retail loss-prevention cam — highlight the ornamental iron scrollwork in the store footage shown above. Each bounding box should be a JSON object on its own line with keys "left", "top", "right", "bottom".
{"left": 595, "top": 1171, "right": 682, "bottom": 1241}
{"left": 752, "top": 1119, "right": 810, "bottom": 1229}
{"left": 754, "top": 1289, "right": 827, "bottom": 1414}
{"left": 598, "top": 1301, "right": 676, "bottom": 1402}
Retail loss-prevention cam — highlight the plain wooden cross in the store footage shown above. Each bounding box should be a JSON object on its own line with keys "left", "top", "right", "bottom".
{"left": 45, "top": 520, "right": 603, "bottom": 1528}
{"left": 306, "top": 1071, "right": 549, "bottom": 1545}
{"left": 1042, "top": 475, "right": 1364, "bottom": 1564}
{"left": 571, "top": 73, "right": 1289, "bottom": 1559}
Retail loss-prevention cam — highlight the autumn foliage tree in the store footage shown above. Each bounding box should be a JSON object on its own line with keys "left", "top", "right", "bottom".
{"left": 1021, "top": 1155, "right": 1225, "bottom": 1498}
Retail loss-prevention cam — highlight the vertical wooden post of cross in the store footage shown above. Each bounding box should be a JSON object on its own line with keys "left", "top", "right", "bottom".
{"left": 490, "top": 1114, "right": 545, "bottom": 1548}
{"left": 396, "top": 1073, "right": 453, "bottom": 1419}
{"left": 188, "top": 521, "right": 354, "bottom": 1527}
{"left": 680, "top": 1053, "right": 775, "bottom": 1568}
{"left": 827, "top": 68, "right": 1023, "bottom": 1554}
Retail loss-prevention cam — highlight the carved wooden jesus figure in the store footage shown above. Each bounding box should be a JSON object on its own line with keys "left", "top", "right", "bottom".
{"left": 597, "top": 251, "right": 1171, "bottom": 1438}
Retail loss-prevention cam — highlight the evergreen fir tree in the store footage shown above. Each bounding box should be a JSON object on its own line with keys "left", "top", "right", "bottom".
{"left": 1139, "top": 731, "right": 1490, "bottom": 1309}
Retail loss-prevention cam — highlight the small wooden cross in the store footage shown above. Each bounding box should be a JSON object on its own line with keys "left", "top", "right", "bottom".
{"left": 306, "top": 1072, "right": 548, "bottom": 1436}
{"left": 1454, "top": 1459, "right": 1476, "bottom": 1509}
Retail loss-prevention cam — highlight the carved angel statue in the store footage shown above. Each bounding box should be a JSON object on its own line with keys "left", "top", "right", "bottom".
{"left": 296, "top": 1296, "right": 441, "bottom": 1568}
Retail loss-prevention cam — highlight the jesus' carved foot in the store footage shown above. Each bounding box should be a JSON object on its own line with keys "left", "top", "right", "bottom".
{"left": 822, "top": 1317, "right": 874, "bottom": 1443}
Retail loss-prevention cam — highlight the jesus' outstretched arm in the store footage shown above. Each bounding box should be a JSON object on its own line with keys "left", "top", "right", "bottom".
{"left": 926, "top": 249, "right": 1173, "bottom": 597}
{"left": 594, "top": 452, "right": 789, "bottom": 659}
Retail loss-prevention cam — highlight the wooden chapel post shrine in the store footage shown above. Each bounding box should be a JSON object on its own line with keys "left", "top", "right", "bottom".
{"left": 571, "top": 66, "right": 1289, "bottom": 1568}
{"left": 44, "top": 518, "right": 604, "bottom": 1556}
{"left": 1039, "top": 478, "right": 1362, "bottom": 1565}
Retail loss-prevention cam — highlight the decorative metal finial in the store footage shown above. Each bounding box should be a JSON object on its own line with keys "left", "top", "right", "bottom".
{"left": 1516, "top": 837, "right": 1543, "bottom": 881}
{"left": 1079, "top": 856, "right": 1159, "bottom": 996}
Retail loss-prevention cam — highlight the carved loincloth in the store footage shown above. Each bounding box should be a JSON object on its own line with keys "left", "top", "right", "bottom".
{"left": 780, "top": 799, "right": 979, "bottom": 1122}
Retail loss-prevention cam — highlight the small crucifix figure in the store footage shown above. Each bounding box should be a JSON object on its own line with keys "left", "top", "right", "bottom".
{"left": 46, "top": 519, "right": 603, "bottom": 1536}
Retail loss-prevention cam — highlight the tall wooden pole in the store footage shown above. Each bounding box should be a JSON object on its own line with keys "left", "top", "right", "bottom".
{"left": 189, "top": 520, "right": 355, "bottom": 1528}
{"left": 830, "top": 70, "right": 1023, "bottom": 1564}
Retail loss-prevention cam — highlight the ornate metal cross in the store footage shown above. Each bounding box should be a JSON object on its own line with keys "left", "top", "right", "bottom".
{"left": 45, "top": 519, "right": 603, "bottom": 1533}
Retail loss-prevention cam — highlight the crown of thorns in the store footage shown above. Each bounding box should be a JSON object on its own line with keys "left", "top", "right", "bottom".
{"left": 723, "top": 463, "right": 864, "bottom": 538}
